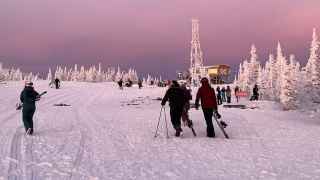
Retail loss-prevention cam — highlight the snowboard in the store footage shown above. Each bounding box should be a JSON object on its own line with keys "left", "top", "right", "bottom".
{"left": 213, "top": 113, "right": 229, "bottom": 139}
{"left": 16, "top": 91, "right": 47, "bottom": 110}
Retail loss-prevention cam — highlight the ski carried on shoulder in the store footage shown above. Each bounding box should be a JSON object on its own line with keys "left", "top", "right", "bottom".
{"left": 16, "top": 91, "right": 47, "bottom": 110}
{"left": 213, "top": 113, "right": 229, "bottom": 139}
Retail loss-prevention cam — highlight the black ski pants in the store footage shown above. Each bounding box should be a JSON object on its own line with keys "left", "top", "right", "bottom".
{"left": 202, "top": 108, "right": 215, "bottom": 137}
{"left": 227, "top": 96, "right": 231, "bottom": 103}
{"left": 217, "top": 96, "right": 222, "bottom": 105}
{"left": 22, "top": 105, "right": 35, "bottom": 133}
{"left": 169, "top": 106, "right": 183, "bottom": 132}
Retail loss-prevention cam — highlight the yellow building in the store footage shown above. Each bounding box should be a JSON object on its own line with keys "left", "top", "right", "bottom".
{"left": 205, "top": 64, "right": 231, "bottom": 84}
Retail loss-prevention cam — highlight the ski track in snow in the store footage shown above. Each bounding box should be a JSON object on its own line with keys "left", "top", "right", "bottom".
{"left": 1, "top": 81, "right": 320, "bottom": 180}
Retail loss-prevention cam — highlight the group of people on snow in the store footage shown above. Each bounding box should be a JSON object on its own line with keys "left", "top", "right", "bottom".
{"left": 216, "top": 86, "right": 232, "bottom": 104}
{"left": 18, "top": 78, "right": 259, "bottom": 137}
{"left": 117, "top": 79, "right": 143, "bottom": 89}
{"left": 161, "top": 77, "right": 225, "bottom": 138}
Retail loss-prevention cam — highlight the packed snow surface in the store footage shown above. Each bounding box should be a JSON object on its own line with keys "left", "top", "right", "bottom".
{"left": 1, "top": 81, "right": 320, "bottom": 180}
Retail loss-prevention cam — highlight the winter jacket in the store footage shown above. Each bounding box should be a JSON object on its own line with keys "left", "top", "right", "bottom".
{"left": 161, "top": 87, "right": 187, "bottom": 109}
{"left": 20, "top": 87, "right": 39, "bottom": 107}
{"left": 195, "top": 82, "right": 218, "bottom": 110}
{"left": 216, "top": 88, "right": 221, "bottom": 97}
{"left": 226, "top": 88, "right": 231, "bottom": 97}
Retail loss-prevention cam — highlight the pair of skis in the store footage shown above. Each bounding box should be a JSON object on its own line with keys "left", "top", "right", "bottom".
{"left": 213, "top": 113, "right": 229, "bottom": 139}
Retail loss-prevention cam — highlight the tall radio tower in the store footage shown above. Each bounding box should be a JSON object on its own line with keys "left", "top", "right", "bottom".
{"left": 189, "top": 18, "right": 205, "bottom": 85}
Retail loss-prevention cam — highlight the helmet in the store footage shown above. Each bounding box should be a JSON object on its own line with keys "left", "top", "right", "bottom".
{"left": 25, "top": 81, "right": 33, "bottom": 87}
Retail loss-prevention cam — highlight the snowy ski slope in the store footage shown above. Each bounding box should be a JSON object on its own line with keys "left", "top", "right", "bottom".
{"left": 0, "top": 81, "right": 320, "bottom": 180}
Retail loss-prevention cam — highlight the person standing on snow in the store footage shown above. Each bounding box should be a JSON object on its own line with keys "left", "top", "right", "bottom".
{"left": 216, "top": 86, "right": 222, "bottom": 105}
{"left": 54, "top": 78, "right": 60, "bottom": 89}
{"left": 221, "top": 87, "right": 226, "bottom": 103}
{"left": 20, "top": 82, "right": 40, "bottom": 135}
{"left": 234, "top": 86, "right": 240, "bottom": 103}
{"left": 195, "top": 77, "right": 219, "bottom": 138}
{"left": 138, "top": 79, "right": 143, "bottom": 89}
{"left": 226, "top": 86, "right": 232, "bottom": 103}
{"left": 118, "top": 79, "right": 123, "bottom": 90}
{"left": 251, "top": 84, "right": 259, "bottom": 101}
{"left": 161, "top": 80, "right": 186, "bottom": 137}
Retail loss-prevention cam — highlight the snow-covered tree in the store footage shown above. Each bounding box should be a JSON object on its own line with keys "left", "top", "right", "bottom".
{"left": 248, "top": 44, "right": 260, "bottom": 87}
{"left": 280, "top": 58, "right": 298, "bottom": 110}
{"left": 257, "top": 65, "right": 268, "bottom": 100}
{"left": 47, "top": 68, "right": 53, "bottom": 82}
{"left": 275, "top": 42, "right": 287, "bottom": 100}
{"left": 263, "top": 54, "right": 276, "bottom": 100}
{"left": 305, "top": 28, "right": 320, "bottom": 102}
{"left": 241, "top": 60, "right": 250, "bottom": 92}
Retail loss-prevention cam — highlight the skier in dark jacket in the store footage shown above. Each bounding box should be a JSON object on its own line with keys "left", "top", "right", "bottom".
{"left": 20, "top": 82, "right": 40, "bottom": 135}
{"left": 138, "top": 79, "right": 143, "bottom": 89}
{"left": 216, "top": 86, "right": 222, "bottom": 105}
{"left": 118, "top": 79, "right": 123, "bottom": 90}
{"left": 54, "top": 78, "right": 60, "bottom": 89}
{"left": 251, "top": 84, "right": 259, "bottom": 101}
{"left": 161, "top": 80, "right": 186, "bottom": 137}
{"left": 195, "top": 77, "right": 219, "bottom": 138}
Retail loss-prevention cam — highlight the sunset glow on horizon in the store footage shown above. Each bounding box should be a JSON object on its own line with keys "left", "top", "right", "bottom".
{"left": 1, "top": 0, "right": 320, "bottom": 78}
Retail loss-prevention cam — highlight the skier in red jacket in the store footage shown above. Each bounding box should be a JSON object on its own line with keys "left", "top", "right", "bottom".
{"left": 195, "top": 77, "right": 219, "bottom": 138}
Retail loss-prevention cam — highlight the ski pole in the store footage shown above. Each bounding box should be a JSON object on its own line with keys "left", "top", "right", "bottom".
{"left": 163, "top": 107, "right": 169, "bottom": 138}
{"left": 154, "top": 106, "right": 163, "bottom": 138}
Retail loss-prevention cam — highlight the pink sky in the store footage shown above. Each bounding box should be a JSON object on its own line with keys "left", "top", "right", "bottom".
{"left": 0, "top": 0, "right": 320, "bottom": 78}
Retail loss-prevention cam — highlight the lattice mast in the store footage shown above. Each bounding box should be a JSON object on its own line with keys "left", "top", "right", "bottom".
{"left": 189, "top": 18, "right": 205, "bottom": 85}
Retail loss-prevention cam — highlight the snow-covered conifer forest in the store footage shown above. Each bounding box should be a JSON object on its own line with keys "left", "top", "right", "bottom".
{"left": 235, "top": 29, "right": 320, "bottom": 110}
{"left": 0, "top": 62, "right": 162, "bottom": 86}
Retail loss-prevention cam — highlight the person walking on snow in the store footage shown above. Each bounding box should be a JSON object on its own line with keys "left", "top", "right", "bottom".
{"left": 195, "top": 77, "right": 219, "bottom": 138}
{"left": 20, "top": 82, "right": 40, "bottom": 135}
{"left": 161, "top": 80, "right": 186, "bottom": 137}
{"left": 250, "top": 84, "right": 259, "bottom": 101}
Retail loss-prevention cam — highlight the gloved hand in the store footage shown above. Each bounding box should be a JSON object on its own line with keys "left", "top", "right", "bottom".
{"left": 214, "top": 110, "right": 221, "bottom": 119}
{"left": 35, "top": 96, "right": 41, "bottom": 101}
